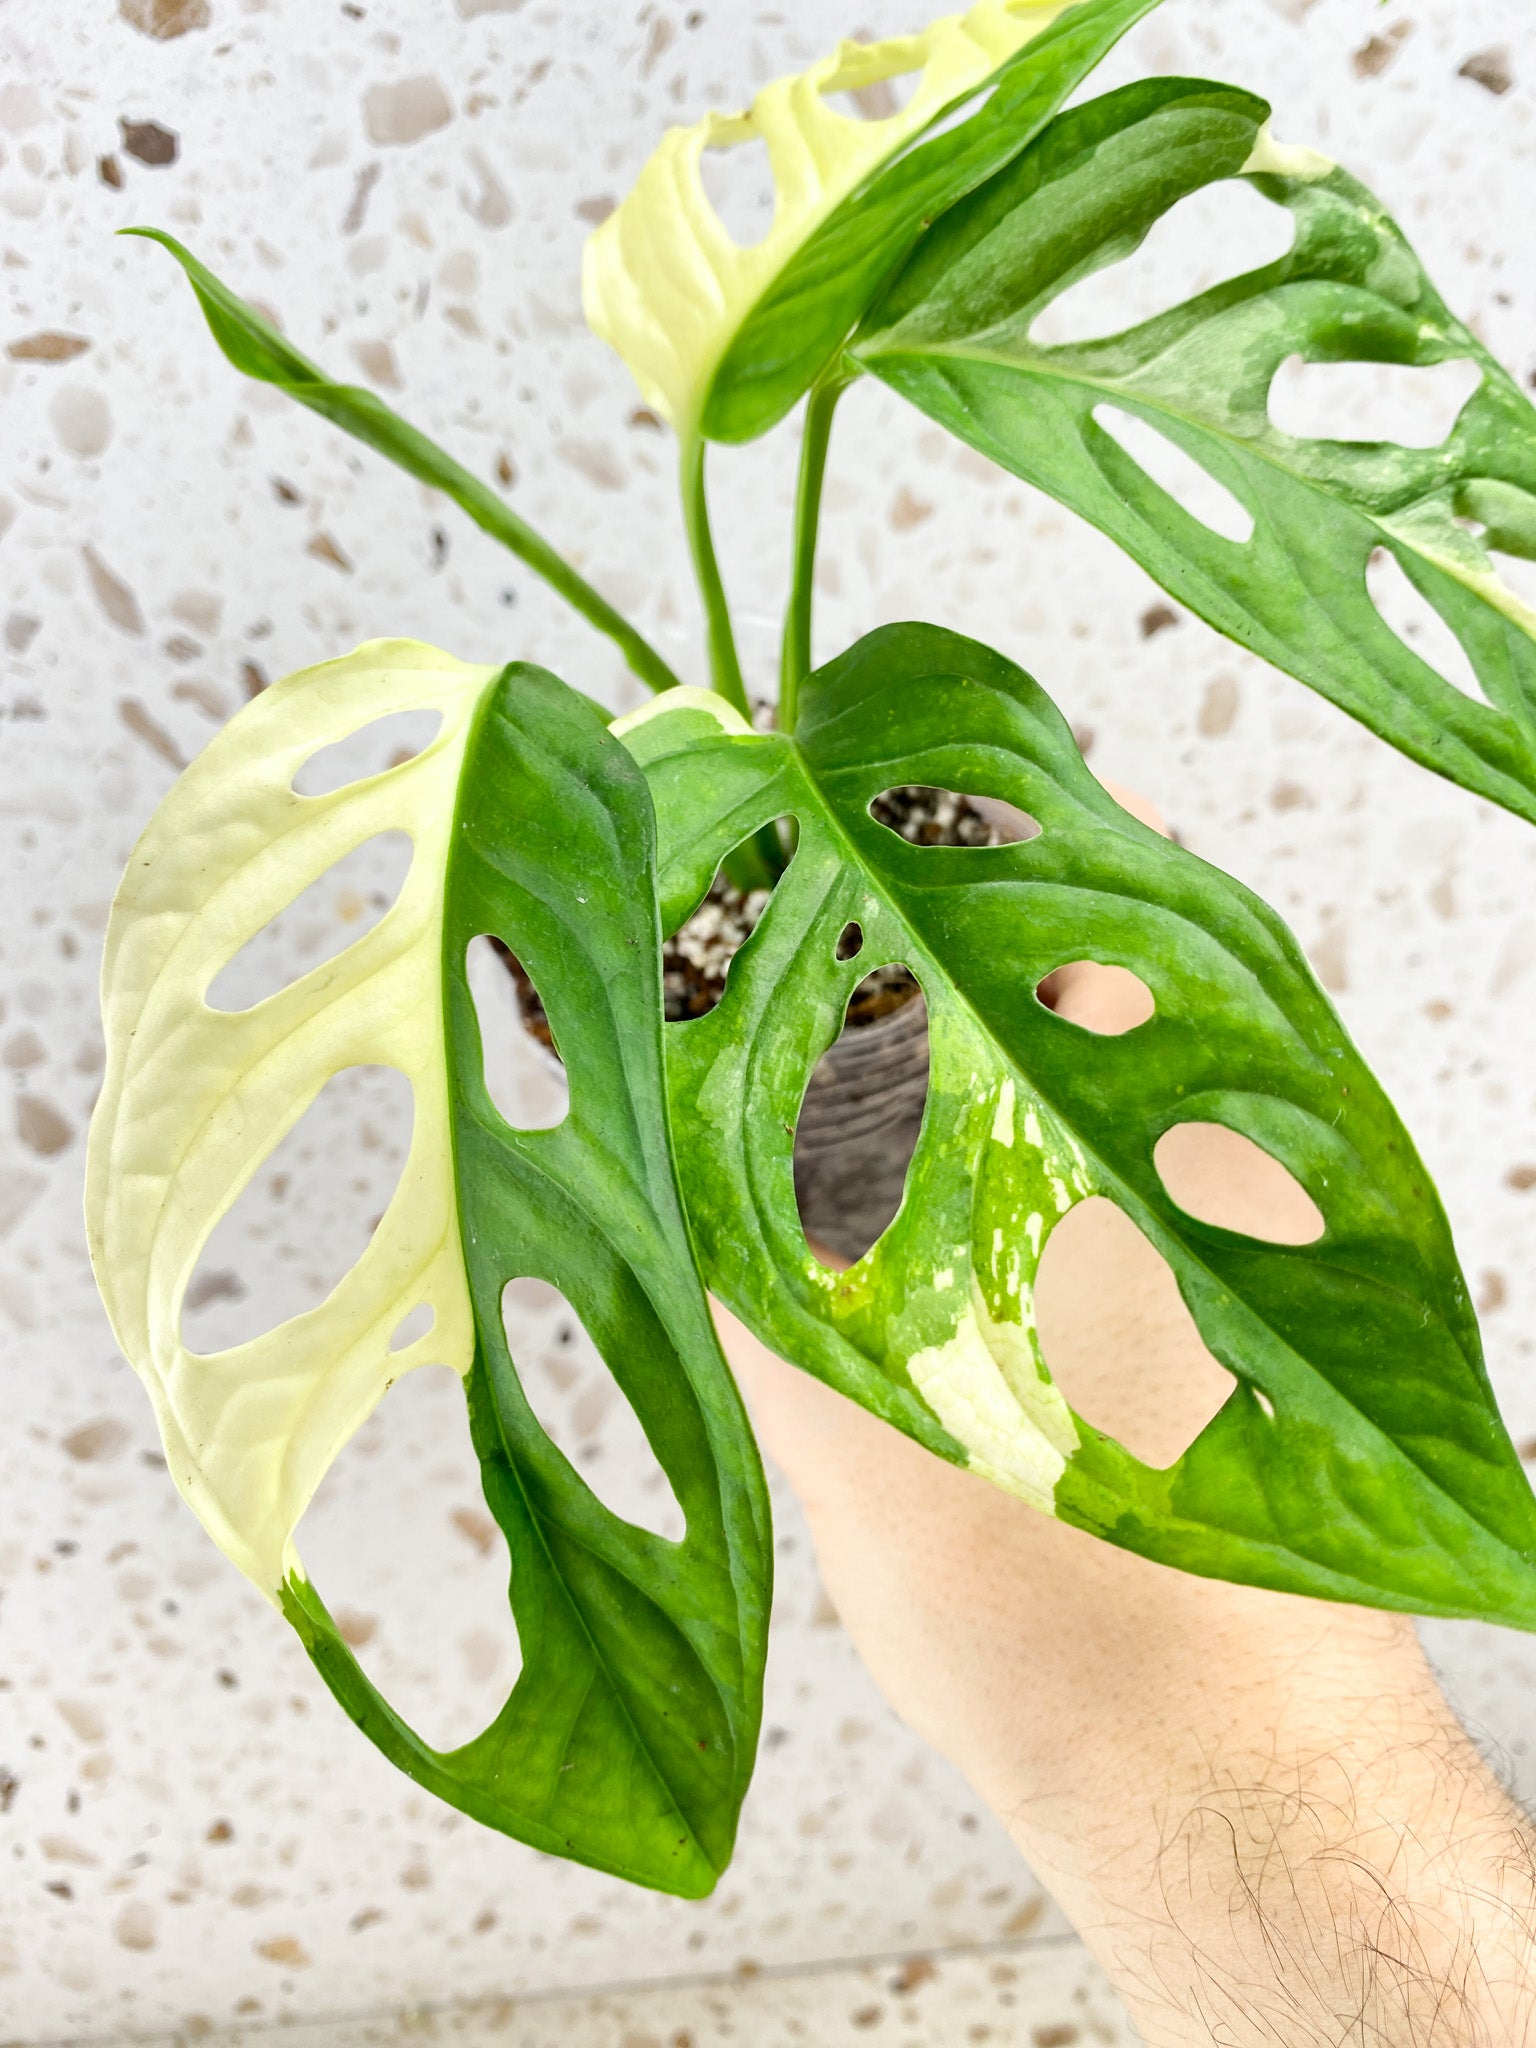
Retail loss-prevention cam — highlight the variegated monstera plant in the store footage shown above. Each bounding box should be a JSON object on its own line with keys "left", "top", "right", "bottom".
{"left": 88, "top": 0, "right": 1536, "bottom": 1897}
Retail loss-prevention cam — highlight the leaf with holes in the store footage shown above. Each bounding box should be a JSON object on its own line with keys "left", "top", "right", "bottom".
{"left": 582, "top": 0, "right": 1163, "bottom": 441}
{"left": 85, "top": 641, "right": 771, "bottom": 1896}
{"left": 616, "top": 625, "right": 1536, "bottom": 1629}
{"left": 851, "top": 78, "right": 1536, "bottom": 826}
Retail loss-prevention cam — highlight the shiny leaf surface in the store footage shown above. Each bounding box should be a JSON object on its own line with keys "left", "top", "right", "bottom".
{"left": 618, "top": 625, "right": 1536, "bottom": 1629}
{"left": 88, "top": 645, "right": 770, "bottom": 1895}
{"left": 854, "top": 79, "right": 1536, "bottom": 824}
{"left": 583, "top": 0, "right": 1161, "bottom": 441}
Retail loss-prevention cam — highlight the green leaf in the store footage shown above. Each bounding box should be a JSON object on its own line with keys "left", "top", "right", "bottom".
{"left": 617, "top": 626, "right": 1536, "bottom": 1630}
{"left": 702, "top": 0, "right": 1164, "bottom": 444}
{"left": 851, "top": 79, "right": 1536, "bottom": 826}
{"left": 582, "top": 0, "right": 1162, "bottom": 443}
{"left": 123, "top": 230, "right": 683, "bottom": 698}
{"left": 87, "top": 642, "right": 770, "bottom": 1896}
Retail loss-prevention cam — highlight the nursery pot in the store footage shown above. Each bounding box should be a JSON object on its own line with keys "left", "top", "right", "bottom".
{"left": 509, "top": 795, "right": 1031, "bottom": 1267}
{"left": 793, "top": 984, "right": 931, "bottom": 1264}
{"left": 794, "top": 795, "right": 1031, "bottom": 1263}
{"left": 513, "top": 960, "right": 931, "bottom": 1266}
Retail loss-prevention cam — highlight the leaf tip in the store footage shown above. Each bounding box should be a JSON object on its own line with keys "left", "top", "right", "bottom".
{"left": 117, "top": 224, "right": 188, "bottom": 263}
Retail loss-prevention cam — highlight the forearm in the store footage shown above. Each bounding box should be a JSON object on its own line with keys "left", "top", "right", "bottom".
{"left": 987, "top": 1632, "right": 1536, "bottom": 2046}
{"left": 967, "top": 1200, "right": 1536, "bottom": 2040}
{"left": 719, "top": 905, "right": 1536, "bottom": 2045}
{"left": 989, "top": 997, "right": 1536, "bottom": 2040}
{"left": 729, "top": 1292, "right": 1536, "bottom": 2045}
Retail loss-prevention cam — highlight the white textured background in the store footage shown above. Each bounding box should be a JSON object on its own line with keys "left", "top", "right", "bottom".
{"left": 2, "top": 1, "right": 1534, "bottom": 2043}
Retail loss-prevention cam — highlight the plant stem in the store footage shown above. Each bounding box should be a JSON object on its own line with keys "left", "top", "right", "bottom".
{"left": 677, "top": 432, "right": 785, "bottom": 881}
{"left": 680, "top": 433, "right": 752, "bottom": 720}
{"left": 780, "top": 367, "right": 853, "bottom": 736}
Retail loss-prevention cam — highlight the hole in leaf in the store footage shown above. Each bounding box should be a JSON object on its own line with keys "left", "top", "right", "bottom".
{"left": 1267, "top": 355, "right": 1481, "bottom": 448}
{"left": 205, "top": 831, "right": 413, "bottom": 1012}
{"left": 1154, "top": 1122, "right": 1325, "bottom": 1244}
{"left": 292, "top": 709, "right": 444, "bottom": 797}
{"left": 1367, "top": 547, "right": 1487, "bottom": 705}
{"left": 1093, "top": 406, "right": 1253, "bottom": 543}
{"left": 698, "top": 133, "right": 776, "bottom": 249}
{"left": 500, "top": 1281, "right": 685, "bottom": 1543}
{"left": 836, "top": 921, "right": 864, "bottom": 961}
{"left": 390, "top": 1302, "right": 435, "bottom": 1352}
{"left": 1488, "top": 548, "right": 1536, "bottom": 614}
{"left": 296, "top": 1363, "right": 522, "bottom": 1753}
{"left": 1036, "top": 1197, "right": 1238, "bottom": 1469}
{"left": 465, "top": 936, "right": 569, "bottom": 1131}
{"left": 182, "top": 1064, "right": 414, "bottom": 1355}
{"left": 662, "top": 832, "right": 783, "bottom": 1021}
{"left": 821, "top": 58, "right": 923, "bottom": 123}
{"left": 795, "top": 971, "right": 928, "bottom": 1265}
{"left": 868, "top": 786, "right": 1039, "bottom": 846}
{"left": 1029, "top": 179, "right": 1294, "bottom": 348}
{"left": 893, "top": 80, "right": 998, "bottom": 159}
{"left": 1037, "top": 961, "right": 1155, "bottom": 1036}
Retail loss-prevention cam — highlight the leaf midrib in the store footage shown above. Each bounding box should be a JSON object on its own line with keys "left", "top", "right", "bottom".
{"left": 443, "top": 697, "right": 746, "bottom": 1882}
{"left": 455, "top": 1107, "right": 745, "bottom": 1880}
{"left": 859, "top": 333, "right": 1536, "bottom": 784}
{"left": 782, "top": 731, "right": 1525, "bottom": 1573}
{"left": 873, "top": 324, "right": 1459, "bottom": 527}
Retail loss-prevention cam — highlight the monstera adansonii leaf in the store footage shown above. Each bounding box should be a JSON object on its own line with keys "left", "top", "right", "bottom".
{"left": 849, "top": 79, "right": 1536, "bottom": 827}
{"left": 583, "top": 0, "right": 1164, "bottom": 443}
{"left": 84, "top": 642, "right": 771, "bottom": 1897}
{"left": 616, "top": 623, "right": 1536, "bottom": 1630}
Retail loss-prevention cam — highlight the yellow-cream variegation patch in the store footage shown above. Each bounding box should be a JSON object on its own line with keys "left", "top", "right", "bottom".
{"left": 85, "top": 642, "right": 496, "bottom": 1601}
{"left": 583, "top": 0, "right": 1070, "bottom": 432}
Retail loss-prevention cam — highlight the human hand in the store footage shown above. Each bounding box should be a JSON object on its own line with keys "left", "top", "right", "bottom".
{"left": 714, "top": 782, "right": 1536, "bottom": 2047}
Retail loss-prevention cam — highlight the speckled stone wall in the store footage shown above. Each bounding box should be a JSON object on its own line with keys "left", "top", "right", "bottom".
{"left": 2, "top": 1, "right": 1534, "bottom": 2043}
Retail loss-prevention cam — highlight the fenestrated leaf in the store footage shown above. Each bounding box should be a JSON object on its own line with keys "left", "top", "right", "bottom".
{"left": 616, "top": 627, "right": 1536, "bottom": 1630}
{"left": 87, "top": 643, "right": 771, "bottom": 1896}
{"left": 583, "top": 0, "right": 1161, "bottom": 442}
{"left": 852, "top": 79, "right": 1536, "bottom": 827}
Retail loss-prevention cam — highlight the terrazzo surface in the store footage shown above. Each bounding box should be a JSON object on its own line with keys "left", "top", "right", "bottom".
{"left": 22, "top": 1940, "right": 1138, "bottom": 2048}
{"left": 2, "top": 0, "right": 1535, "bottom": 2042}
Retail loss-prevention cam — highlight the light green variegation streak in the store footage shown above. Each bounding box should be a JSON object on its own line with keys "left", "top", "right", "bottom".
{"left": 907, "top": 1288, "right": 1080, "bottom": 1507}
{"left": 612, "top": 695, "right": 1090, "bottom": 1516}
{"left": 830, "top": 1004, "right": 1092, "bottom": 1513}
{"left": 1240, "top": 123, "right": 1333, "bottom": 183}
{"left": 582, "top": 0, "right": 1071, "bottom": 435}
{"left": 85, "top": 643, "right": 495, "bottom": 1598}
{"left": 616, "top": 685, "right": 754, "bottom": 743}
{"left": 616, "top": 623, "right": 1536, "bottom": 1628}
